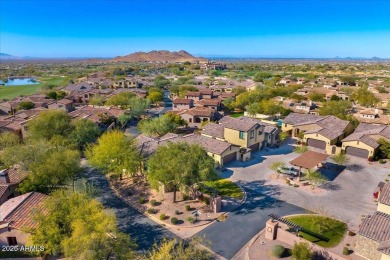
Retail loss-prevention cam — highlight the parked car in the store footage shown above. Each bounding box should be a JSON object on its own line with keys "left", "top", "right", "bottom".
{"left": 277, "top": 166, "right": 298, "bottom": 176}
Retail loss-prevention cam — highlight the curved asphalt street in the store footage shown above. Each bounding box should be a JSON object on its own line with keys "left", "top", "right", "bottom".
{"left": 197, "top": 180, "right": 306, "bottom": 259}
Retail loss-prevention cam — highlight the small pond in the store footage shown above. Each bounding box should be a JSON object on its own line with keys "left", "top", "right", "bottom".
{"left": 0, "top": 78, "right": 40, "bottom": 86}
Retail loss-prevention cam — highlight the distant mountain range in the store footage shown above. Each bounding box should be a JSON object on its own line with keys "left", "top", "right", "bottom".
{"left": 111, "top": 50, "right": 207, "bottom": 63}
{"left": 0, "top": 53, "right": 22, "bottom": 60}
{"left": 0, "top": 52, "right": 388, "bottom": 62}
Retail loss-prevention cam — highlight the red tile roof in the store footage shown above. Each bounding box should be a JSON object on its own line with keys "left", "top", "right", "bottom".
{"left": 0, "top": 192, "right": 48, "bottom": 230}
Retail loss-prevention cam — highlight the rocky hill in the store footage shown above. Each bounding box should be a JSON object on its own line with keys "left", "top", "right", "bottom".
{"left": 112, "top": 50, "right": 206, "bottom": 63}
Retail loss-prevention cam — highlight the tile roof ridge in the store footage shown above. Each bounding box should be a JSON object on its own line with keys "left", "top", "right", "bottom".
{"left": 3, "top": 192, "right": 34, "bottom": 221}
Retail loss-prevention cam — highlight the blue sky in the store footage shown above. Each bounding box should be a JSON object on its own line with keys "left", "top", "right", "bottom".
{"left": 1, "top": 0, "right": 389, "bottom": 58}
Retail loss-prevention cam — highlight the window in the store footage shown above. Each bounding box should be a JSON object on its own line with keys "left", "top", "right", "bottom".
{"left": 250, "top": 130, "right": 254, "bottom": 139}
{"left": 7, "top": 237, "right": 17, "bottom": 246}
{"left": 239, "top": 131, "right": 245, "bottom": 139}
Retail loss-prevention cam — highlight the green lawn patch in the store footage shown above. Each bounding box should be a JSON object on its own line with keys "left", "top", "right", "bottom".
{"left": 285, "top": 215, "right": 347, "bottom": 248}
{"left": 230, "top": 112, "right": 244, "bottom": 118}
{"left": 203, "top": 179, "right": 243, "bottom": 199}
{"left": 0, "top": 76, "right": 70, "bottom": 100}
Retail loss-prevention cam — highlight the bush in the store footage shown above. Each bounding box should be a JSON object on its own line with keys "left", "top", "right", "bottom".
{"left": 150, "top": 199, "right": 157, "bottom": 206}
{"left": 171, "top": 217, "right": 179, "bottom": 225}
{"left": 187, "top": 216, "right": 196, "bottom": 224}
{"left": 200, "top": 196, "right": 210, "bottom": 205}
{"left": 147, "top": 208, "right": 158, "bottom": 214}
{"left": 291, "top": 242, "right": 312, "bottom": 260}
{"left": 139, "top": 197, "right": 147, "bottom": 204}
{"left": 159, "top": 214, "right": 166, "bottom": 220}
{"left": 348, "top": 231, "right": 356, "bottom": 236}
{"left": 175, "top": 210, "right": 180, "bottom": 215}
{"left": 379, "top": 159, "right": 387, "bottom": 164}
{"left": 271, "top": 245, "right": 285, "bottom": 258}
{"left": 342, "top": 247, "right": 350, "bottom": 255}
{"left": 286, "top": 179, "right": 291, "bottom": 185}
{"left": 185, "top": 205, "right": 191, "bottom": 211}
{"left": 293, "top": 184, "right": 299, "bottom": 188}
{"left": 182, "top": 194, "right": 191, "bottom": 200}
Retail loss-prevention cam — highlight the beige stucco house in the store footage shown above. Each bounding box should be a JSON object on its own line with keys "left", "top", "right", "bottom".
{"left": 342, "top": 123, "right": 390, "bottom": 159}
{"left": 282, "top": 113, "right": 354, "bottom": 154}
{"left": 356, "top": 183, "right": 390, "bottom": 260}
{"left": 135, "top": 133, "right": 240, "bottom": 168}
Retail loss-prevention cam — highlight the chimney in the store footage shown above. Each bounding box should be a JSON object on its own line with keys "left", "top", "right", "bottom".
{"left": 0, "top": 169, "right": 10, "bottom": 184}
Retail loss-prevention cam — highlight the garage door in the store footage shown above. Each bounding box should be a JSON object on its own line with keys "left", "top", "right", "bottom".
{"left": 345, "top": 146, "right": 369, "bottom": 158}
{"left": 223, "top": 152, "right": 236, "bottom": 165}
{"left": 307, "top": 139, "right": 326, "bottom": 149}
{"left": 249, "top": 142, "right": 260, "bottom": 151}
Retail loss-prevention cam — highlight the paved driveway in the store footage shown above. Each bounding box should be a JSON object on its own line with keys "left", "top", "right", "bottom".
{"left": 197, "top": 180, "right": 305, "bottom": 259}
{"left": 85, "top": 169, "right": 175, "bottom": 251}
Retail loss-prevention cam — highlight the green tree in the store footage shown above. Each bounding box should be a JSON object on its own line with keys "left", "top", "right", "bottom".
{"left": 378, "top": 138, "right": 390, "bottom": 159}
{"left": 47, "top": 91, "right": 58, "bottom": 100}
{"left": 105, "top": 92, "right": 136, "bottom": 108}
{"left": 351, "top": 87, "right": 379, "bottom": 107}
{"left": 279, "top": 132, "right": 289, "bottom": 143}
{"left": 154, "top": 75, "right": 170, "bottom": 89}
{"left": 19, "top": 148, "right": 81, "bottom": 193}
{"left": 331, "top": 152, "right": 350, "bottom": 165}
{"left": 147, "top": 142, "right": 217, "bottom": 203}
{"left": 86, "top": 130, "right": 140, "bottom": 179}
{"left": 71, "top": 119, "right": 101, "bottom": 150}
{"left": 308, "top": 92, "right": 325, "bottom": 102}
{"left": 304, "top": 169, "right": 327, "bottom": 187}
{"left": 28, "top": 110, "right": 73, "bottom": 140}
{"left": 138, "top": 113, "right": 187, "bottom": 137}
{"left": 0, "top": 132, "right": 20, "bottom": 150}
{"left": 128, "top": 97, "right": 151, "bottom": 117}
{"left": 149, "top": 237, "right": 212, "bottom": 260}
{"left": 1, "top": 139, "right": 53, "bottom": 170}
{"left": 118, "top": 113, "right": 132, "bottom": 128}
{"left": 18, "top": 101, "right": 35, "bottom": 110}
{"left": 253, "top": 72, "right": 272, "bottom": 82}
{"left": 148, "top": 91, "right": 164, "bottom": 103}
{"left": 30, "top": 190, "right": 136, "bottom": 259}
{"left": 319, "top": 100, "right": 352, "bottom": 119}
{"left": 291, "top": 242, "right": 313, "bottom": 260}
{"left": 89, "top": 95, "right": 104, "bottom": 106}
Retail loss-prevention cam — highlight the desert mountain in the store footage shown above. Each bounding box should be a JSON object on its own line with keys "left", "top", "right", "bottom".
{"left": 112, "top": 50, "right": 206, "bottom": 63}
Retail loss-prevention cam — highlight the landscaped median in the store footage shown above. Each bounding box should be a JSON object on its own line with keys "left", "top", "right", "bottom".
{"left": 109, "top": 177, "right": 245, "bottom": 229}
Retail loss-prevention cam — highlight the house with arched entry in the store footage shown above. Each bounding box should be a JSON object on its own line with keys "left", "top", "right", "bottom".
{"left": 282, "top": 113, "right": 354, "bottom": 154}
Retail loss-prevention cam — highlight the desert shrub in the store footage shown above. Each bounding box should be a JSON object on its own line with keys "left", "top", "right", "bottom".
{"left": 379, "top": 159, "right": 387, "bottom": 164}
{"left": 272, "top": 245, "right": 285, "bottom": 258}
{"left": 150, "top": 199, "right": 157, "bottom": 206}
{"left": 293, "top": 184, "right": 299, "bottom": 188}
{"left": 187, "top": 216, "right": 195, "bottom": 224}
{"left": 159, "top": 214, "right": 166, "bottom": 220}
{"left": 171, "top": 217, "right": 179, "bottom": 225}
{"left": 185, "top": 205, "right": 191, "bottom": 211}
{"left": 175, "top": 210, "right": 180, "bottom": 215}
{"left": 139, "top": 197, "right": 147, "bottom": 204}
{"left": 291, "top": 242, "right": 312, "bottom": 260}
{"left": 286, "top": 179, "right": 291, "bottom": 185}
{"left": 182, "top": 194, "right": 191, "bottom": 200}
{"left": 147, "top": 208, "right": 158, "bottom": 214}
{"left": 348, "top": 231, "right": 356, "bottom": 236}
{"left": 342, "top": 247, "right": 350, "bottom": 255}
{"left": 200, "top": 196, "right": 210, "bottom": 205}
